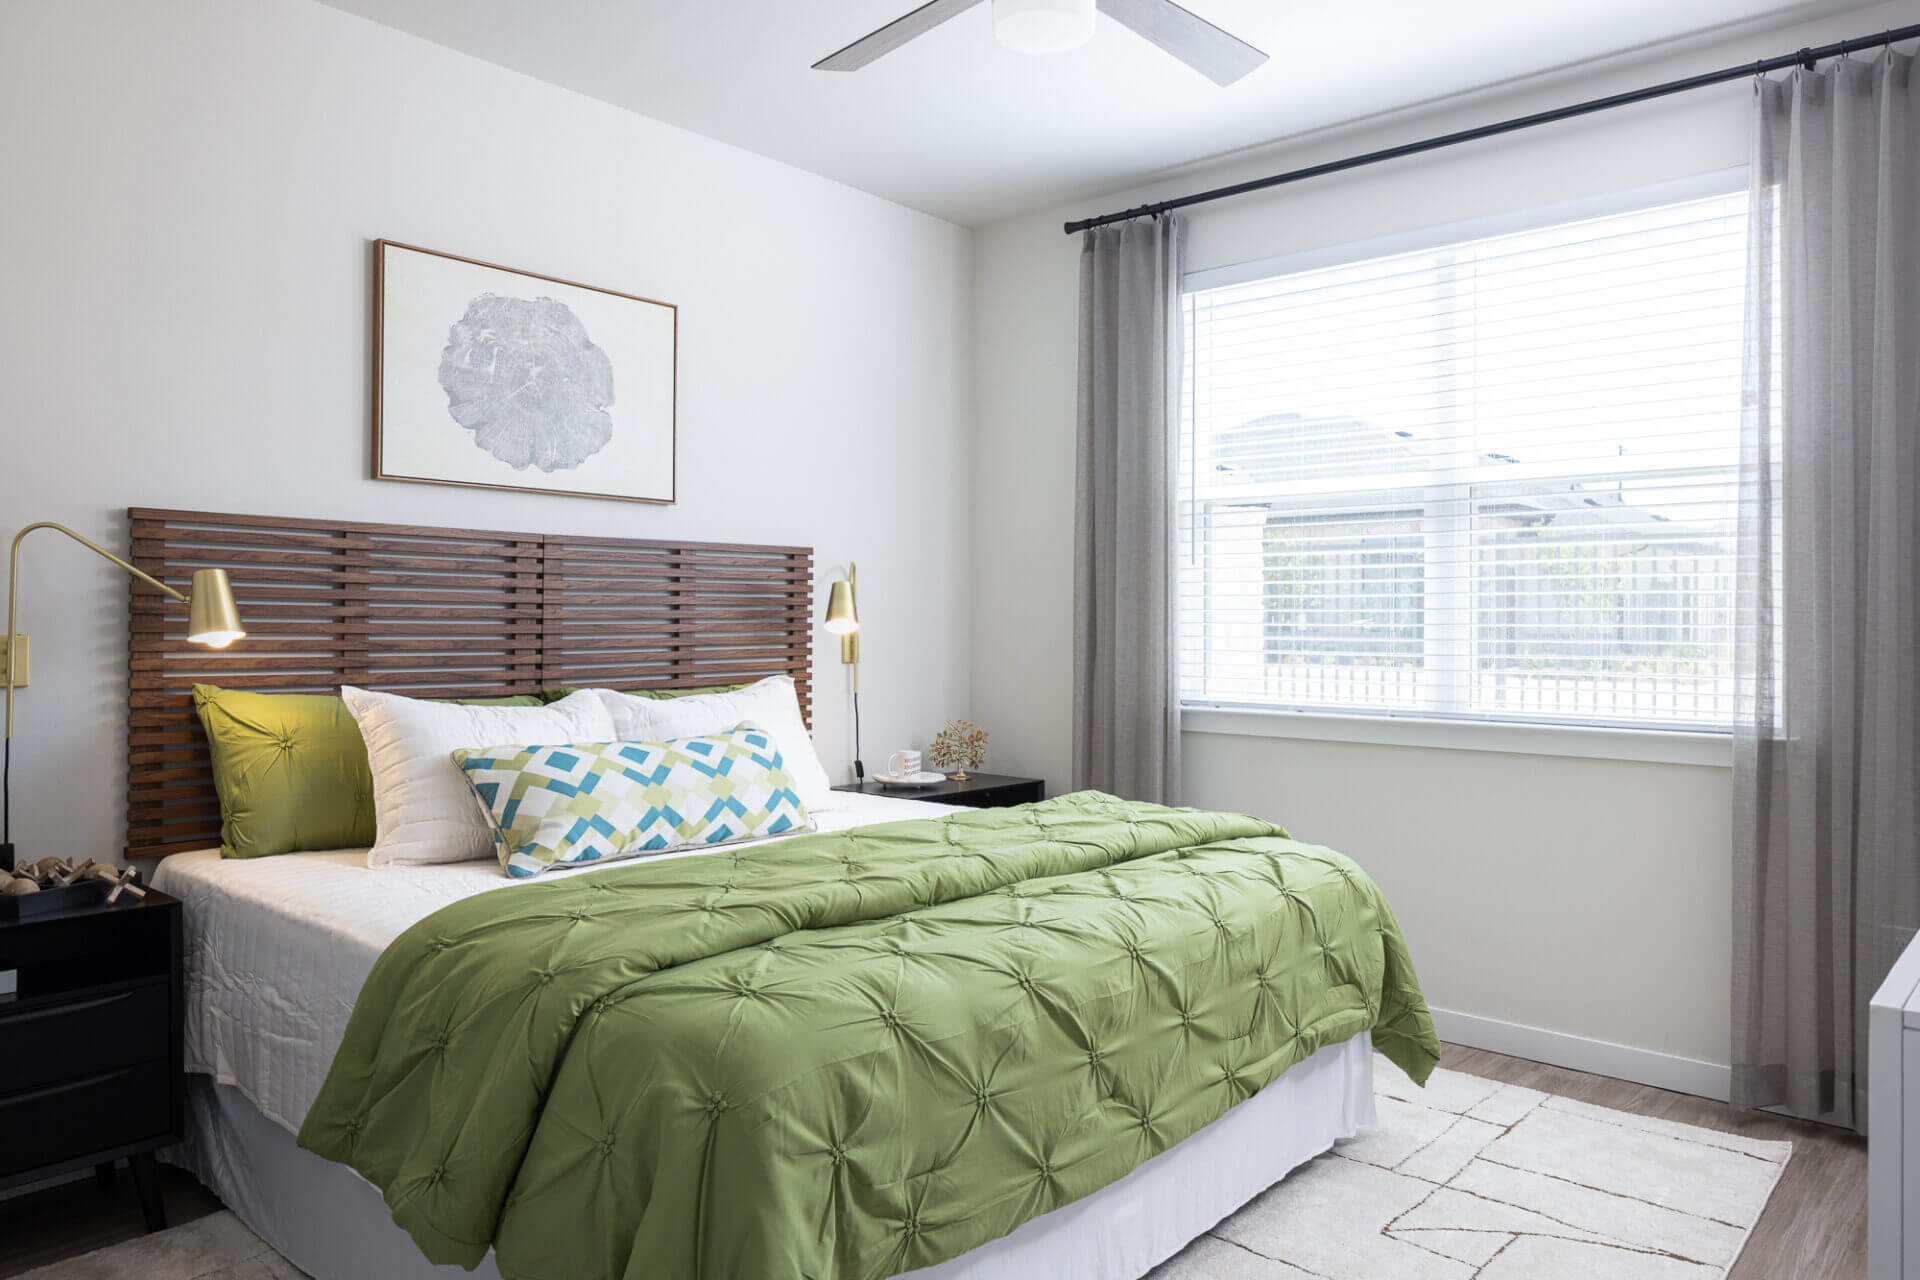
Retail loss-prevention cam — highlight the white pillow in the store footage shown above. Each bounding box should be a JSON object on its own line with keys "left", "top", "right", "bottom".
{"left": 594, "top": 677, "right": 833, "bottom": 809}
{"left": 341, "top": 687, "right": 616, "bottom": 867}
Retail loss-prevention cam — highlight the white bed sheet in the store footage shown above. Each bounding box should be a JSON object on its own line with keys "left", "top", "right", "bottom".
{"left": 150, "top": 788, "right": 952, "bottom": 1134}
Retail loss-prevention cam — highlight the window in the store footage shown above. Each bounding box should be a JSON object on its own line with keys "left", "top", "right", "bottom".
{"left": 1179, "top": 182, "right": 1751, "bottom": 731}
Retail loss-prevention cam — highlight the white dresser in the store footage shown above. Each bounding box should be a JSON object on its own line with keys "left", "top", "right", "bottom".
{"left": 1871, "top": 930, "right": 1920, "bottom": 1279}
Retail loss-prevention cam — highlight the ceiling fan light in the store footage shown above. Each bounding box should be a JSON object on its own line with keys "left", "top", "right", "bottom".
{"left": 993, "top": 0, "right": 1096, "bottom": 55}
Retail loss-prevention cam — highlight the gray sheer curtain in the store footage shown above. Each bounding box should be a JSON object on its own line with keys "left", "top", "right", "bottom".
{"left": 1073, "top": 214, "right": 1185, "bottom": 803}
{"left": 1734, "top": 51, "right": 1920, "bottom": 1131}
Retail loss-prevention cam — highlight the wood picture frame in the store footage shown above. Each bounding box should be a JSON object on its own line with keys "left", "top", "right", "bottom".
{"left": 373, "top": 240, "right": 678, "bottom": 505}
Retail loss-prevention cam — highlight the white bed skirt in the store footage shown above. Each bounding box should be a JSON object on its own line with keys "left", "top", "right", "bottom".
{"left": 169, "top": 1033, "right": 1375, "bottom": 1280}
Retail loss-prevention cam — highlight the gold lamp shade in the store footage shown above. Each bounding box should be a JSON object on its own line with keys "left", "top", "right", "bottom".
{"left": 186, "top": 568, "right": 245, "bottom": 648}
{"left": 823, "top": 578, "right": 859, "bottom": 635}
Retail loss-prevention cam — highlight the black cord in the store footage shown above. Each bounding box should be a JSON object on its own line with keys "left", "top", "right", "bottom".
{"left": 2, "top": 732, "right": 12, "bottom": 870}
{"left": 852, "top": 689, "right": 865, "bottom": 780}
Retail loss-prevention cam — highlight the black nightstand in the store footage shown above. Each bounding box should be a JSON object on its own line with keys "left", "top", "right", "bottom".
{"left": 0, "top": 888, "right": 183, "bottom": 1232}
{"left": 834, "top": 773, "right": 1045, "bottom": 809}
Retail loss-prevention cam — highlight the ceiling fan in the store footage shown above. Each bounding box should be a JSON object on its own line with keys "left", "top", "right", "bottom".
{"left": 813, "top": 0, "right": 1268, "bottom": 88}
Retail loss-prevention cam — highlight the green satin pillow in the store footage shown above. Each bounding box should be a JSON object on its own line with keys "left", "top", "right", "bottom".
{"left": 191, "top": 686, "right": 544, "bottom": 858}
{"left": 193, "top": 686, "right": 376, "bottom": 859}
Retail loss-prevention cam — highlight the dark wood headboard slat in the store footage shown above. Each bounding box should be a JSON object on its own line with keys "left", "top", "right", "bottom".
{"left": 125, "top": 508, "right": 814, "bottom": 861}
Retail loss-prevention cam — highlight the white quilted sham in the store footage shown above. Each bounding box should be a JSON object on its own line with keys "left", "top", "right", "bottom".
{"left": 150, "top": 789, "right": 951, "bottom": 1135}
{"left": 340, "top": 686, "right": 616, "bottom": 868}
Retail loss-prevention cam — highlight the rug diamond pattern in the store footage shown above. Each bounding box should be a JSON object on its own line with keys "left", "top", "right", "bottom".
{"left": 1150, "top": 1055, "right": 1792, "bottom": 1280}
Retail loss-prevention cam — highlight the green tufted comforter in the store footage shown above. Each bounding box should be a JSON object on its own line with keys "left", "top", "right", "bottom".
{"left": 298, "top": 792, "right": 1438, "bottom": 1280}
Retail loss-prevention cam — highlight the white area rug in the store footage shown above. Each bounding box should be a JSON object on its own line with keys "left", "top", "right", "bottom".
{"left": 26, "top": 1058, "right": 1789, "bottom": 1280}
{"left": 16, "top": 1210, "right": 301, "bottom": 1280}
{"left": 1151, "top": 1055, "right": 1792, "bottom": 1279}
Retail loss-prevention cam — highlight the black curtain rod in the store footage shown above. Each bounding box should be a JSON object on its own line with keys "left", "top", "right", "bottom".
{"left": 1063, "top": 22, "right": 1920, "bottom": 235}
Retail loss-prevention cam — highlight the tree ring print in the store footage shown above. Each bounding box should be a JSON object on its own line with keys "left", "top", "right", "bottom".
{"left": 437, "top": 293, "right": 616, "bottom": 473}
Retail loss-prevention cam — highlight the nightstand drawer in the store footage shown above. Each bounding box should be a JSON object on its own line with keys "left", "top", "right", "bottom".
{"left": 0, "top": 1058, "right": 172, "bottom": 1178}
{"left": 0, "top": 979, "right": 170, "bottom": 1093}
{"left": 944, "top": 782, "right": 1044, "bottom": 808}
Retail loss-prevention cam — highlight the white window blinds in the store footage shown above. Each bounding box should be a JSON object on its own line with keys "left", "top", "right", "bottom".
{"left": 1178, "top": 186, "right": 1751, "bottom": 730}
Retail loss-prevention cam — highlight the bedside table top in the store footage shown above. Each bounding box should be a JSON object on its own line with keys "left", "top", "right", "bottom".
{"left": 833, "top": 772, "right": 1042, "bottom": 802}
{"left": 0, "top": 886, "right": 179, "bottom": 932}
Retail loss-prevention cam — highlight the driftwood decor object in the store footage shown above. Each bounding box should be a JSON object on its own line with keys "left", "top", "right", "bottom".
{"left": 125, "top": 508, "right": 811, "bottom": 861}
{"left": 2, "top": 857, "right": 145, "bottom": 917}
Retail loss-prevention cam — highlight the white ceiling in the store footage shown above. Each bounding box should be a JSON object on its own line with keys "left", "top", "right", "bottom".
{"left": 317, "top": 0, "right": 1868, "bottom": 226}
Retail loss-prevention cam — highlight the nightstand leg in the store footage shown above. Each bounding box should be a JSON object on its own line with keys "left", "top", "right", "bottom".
{"left": 94, "top": 1160, "right": 117, "bottom": 1191}
{"left": 129, "top": 1153, "right": 165, "bottom": 1232}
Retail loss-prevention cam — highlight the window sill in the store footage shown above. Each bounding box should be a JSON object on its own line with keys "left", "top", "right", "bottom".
{"left": 1181, "top": 704, "right": 1732, "bottom": 767}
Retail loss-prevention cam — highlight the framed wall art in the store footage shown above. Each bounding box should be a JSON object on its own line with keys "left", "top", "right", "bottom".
{"left": 373, "top": 240, "right": 677, "bottom": 504}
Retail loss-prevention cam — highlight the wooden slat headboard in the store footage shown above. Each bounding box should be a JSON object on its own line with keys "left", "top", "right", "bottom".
{"left": 126, "top": 508, "right": 813, "bottom": 860}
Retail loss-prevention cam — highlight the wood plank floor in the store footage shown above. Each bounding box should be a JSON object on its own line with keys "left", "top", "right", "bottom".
{"left": 0, "top": 1044, "right": 1868, "bottom": 1278}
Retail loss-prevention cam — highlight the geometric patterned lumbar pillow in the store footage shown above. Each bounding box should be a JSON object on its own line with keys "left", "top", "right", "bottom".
{"left": 452, "top": 721, "right": 812, "bottom": 879}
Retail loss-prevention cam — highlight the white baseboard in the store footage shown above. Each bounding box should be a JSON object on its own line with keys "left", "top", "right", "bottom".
{"left": 1431, "top": 1006, "right": 1731, "bottom": 1102}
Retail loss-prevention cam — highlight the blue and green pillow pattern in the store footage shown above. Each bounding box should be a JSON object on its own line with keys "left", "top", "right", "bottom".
{"left": 452, "top": 722, "right": 811, "bottom": 879}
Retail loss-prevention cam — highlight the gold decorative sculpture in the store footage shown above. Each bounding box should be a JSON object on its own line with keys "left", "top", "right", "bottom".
{"left": 927, "top": 719, "right": 987, "bottom": 782}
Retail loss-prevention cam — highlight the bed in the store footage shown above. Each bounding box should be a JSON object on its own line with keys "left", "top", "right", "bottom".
{"left": 123, "top": 508, "right": 1435, "bottom": 1280}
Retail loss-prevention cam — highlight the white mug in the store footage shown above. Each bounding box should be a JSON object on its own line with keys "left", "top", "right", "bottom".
{"left": 887, "top": 749, "right": 922, "bottom": 778}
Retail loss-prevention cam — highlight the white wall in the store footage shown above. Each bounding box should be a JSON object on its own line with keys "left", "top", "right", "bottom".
{"left": 0, "top": 0, "right": 974, "bottom": 864}
{"left": 971, "top": 3, "right": 1909, "bottom": 1094}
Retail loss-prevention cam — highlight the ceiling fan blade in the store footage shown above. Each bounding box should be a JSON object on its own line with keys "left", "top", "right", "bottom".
{"left": 1095, "top": 0, "right": 1268, "bottom": 86}
{"left": 814, "top": 0, "right": 989, "bottom": 72}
